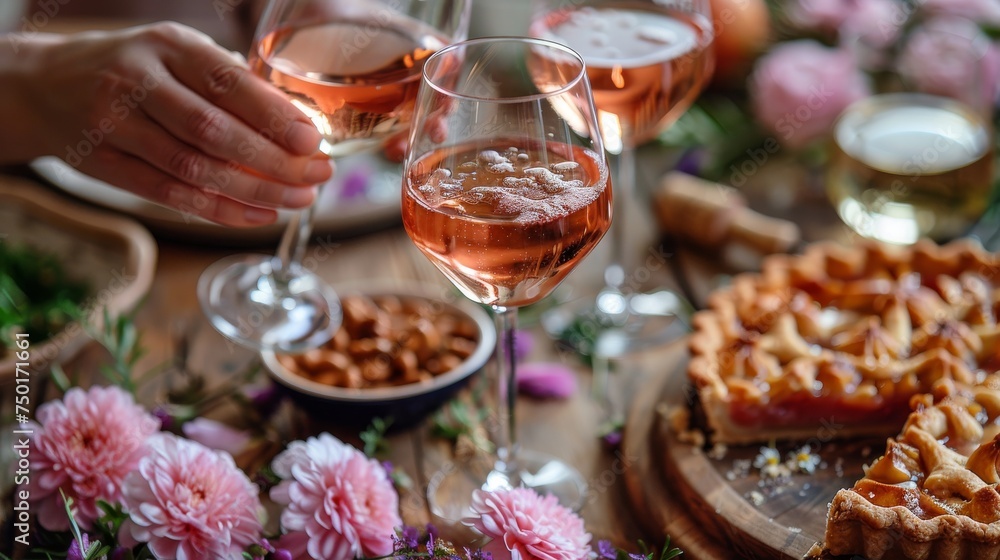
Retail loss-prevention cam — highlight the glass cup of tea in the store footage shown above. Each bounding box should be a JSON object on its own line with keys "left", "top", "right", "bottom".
{"left": 826, "top": 19, "right": 996, "bottom": 245}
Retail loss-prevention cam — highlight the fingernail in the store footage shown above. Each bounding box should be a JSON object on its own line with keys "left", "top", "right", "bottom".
{"left": 281, "top": 186, "right": 317, "bottom": 208}
{"left": 244, "top": 207, "right": 276, "bottom": 224}
{"left": 286, "top": 121, "right": 321, "bottom": 155}
{"left": 304, "top": 158, "right": 333, "bottom": 183}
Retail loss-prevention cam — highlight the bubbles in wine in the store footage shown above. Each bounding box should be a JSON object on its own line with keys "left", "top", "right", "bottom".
{"left": 545, "top": 6, "right": 698, "bottom": 68}
{"left": 415, "top": 146, "right": 604, "bottom": 224}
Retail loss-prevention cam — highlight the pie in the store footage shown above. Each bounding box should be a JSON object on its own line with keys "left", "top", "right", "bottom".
{"left": 824, "top": 379, "right": 1000, "bottom": 558}
{"left": 684, "top": 238, "right": 1000, "bottom": 558}
{"left": 688, "top": 239, "right": 1000, "bottom": 445}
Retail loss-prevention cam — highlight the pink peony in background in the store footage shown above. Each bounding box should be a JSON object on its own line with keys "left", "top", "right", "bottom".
{"left": 920, "top": 0, "right": 1000, "bottom": 25}
{"left": 270, "top": 432, "right": 401, "bottom": 560}
{"left": 840, "top": 0, "right": 905, "bottom": 49}
{"left": 749, "top": 40, "right": 871, "bottom": 148}
{"left": 899, "top": 16, "right": 1000, "bottom": 111}
{"left": 119, "top": 432, "right": 263, "bottom": 559}
{"left": 465, "top": 488, "right": 592, "bottom": 560}
{"left": 26, "top": 385, "right": 160, "bottom": 531}
{"left": 787, "top": 0, "right": 855, "bottom": 32}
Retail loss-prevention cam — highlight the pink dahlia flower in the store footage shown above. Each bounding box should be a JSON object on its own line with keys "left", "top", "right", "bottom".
{"left": 119, "top": 433, "right": 263, "bottom": 559}
{"left": 26, "top": 385, "right": 160, "bottom": 531}
{"left": 269, "top": 433, "right": 401, "bottom": 560}
{"left": 465, "top": 488, "right": 592, "bottom": 560}
{"left": 749, "top": 40, "right": 871, "bottom": 149}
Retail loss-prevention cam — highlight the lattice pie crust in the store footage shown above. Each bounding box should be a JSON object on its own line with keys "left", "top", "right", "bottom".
{"left": 685, "top": 239, "right": 1000, "bottom": 558}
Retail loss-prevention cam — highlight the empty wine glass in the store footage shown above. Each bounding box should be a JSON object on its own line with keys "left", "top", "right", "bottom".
{"left": 199, "top": 0, "right": 469, "bottom": 353}
{"left": 530, "top": 0, "right": 714, "bottom": 344}
{"left": 402, "top": 37, "right": 613, "bottom": 519}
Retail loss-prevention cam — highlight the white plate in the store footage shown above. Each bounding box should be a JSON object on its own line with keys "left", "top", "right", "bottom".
{"left": 30, "top": 152, "right": 404, "bottom": 246}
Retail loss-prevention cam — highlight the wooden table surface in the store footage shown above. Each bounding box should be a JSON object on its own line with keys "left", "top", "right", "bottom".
{"left": 0, "top": 126, "right": 854, "bottom": 558}
{"left": 7, "top": 168, "right": 681, "bottom": 548}
{"left": 0, "top": 12, "right": 858, "bottom": 555}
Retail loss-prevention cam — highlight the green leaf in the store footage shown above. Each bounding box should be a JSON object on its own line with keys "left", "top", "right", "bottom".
{"left": 360, "top": 416, "right": 393, "bottom": 457}
{"left": 61, "top": 491, "right": 82, "bottom": 539}
{"left": 659, "top": 536, "right": 684, "bottom": 560}
{"left": 50, "top": 362, "right": 72, "bottom": 393}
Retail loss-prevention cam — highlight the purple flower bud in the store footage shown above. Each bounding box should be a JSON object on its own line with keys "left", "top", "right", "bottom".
{"left": 401, "top": 525, "right": 420, "bottom": 549}
{"left": 426, "top": 522, "right": 439, "bottom": 540}
{"left": 340, "top": 164, "right": 373, "bottom": 200}
{"left": 602, "top": 430, "right": 623, "bottom": 449}
{"left": 674, "top": 149, "right": 705, "bottom": 177}
{"left": 151, "top": 406, "right": 173, "bottom": 430}
{"left": 516, "top": 362, "right": 577, "bottom": 399}
{"left": 246, "top": 382, "right": 283, "bottom": 418}
{"left": 67, "top": 534, "right": 91, "bottom": 560}
{"left": 273, "top": 549, "right": 293, "bottom": 560}
{"left": 598, "top": 540, "right": 617, "bottom": 560}
{"left": 513, "top": 329, "right": 535, "bottom": 362}
{"left": 182, "top": 418, "right": 251, "bottom": 456}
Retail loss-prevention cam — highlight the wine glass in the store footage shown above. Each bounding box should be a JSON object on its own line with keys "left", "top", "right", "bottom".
{"left": 198, "top": 0, "right": 470, "bottom": 353}
{"left": 530, "top": 0, "right": 713, "bottom": 344}
{"left": 402, "top": 37, "right": 613, "bottom": 519}
{"left": 829, "top": 18, "right": 996, "bottom": 245}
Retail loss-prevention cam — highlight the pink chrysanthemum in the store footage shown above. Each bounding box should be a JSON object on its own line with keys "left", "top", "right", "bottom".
{"left": 269, "top": 433, "right": 401, "bottom": 560}
{"left": 466, "top": 488, "right": 592, "bottom": 560}
{"left": 119, "top": 432, "right": 263, "bottom": 559}
{"left": 27, "top": 385, "right": 160, "bottom": 531}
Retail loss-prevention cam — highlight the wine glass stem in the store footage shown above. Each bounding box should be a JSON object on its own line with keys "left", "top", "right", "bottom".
{"left": 492, "top": 304, "right": 520, "bottom": 473}
{"left": 273, "top": 189, "right": 321, "bottom": 284}
{"left": 603, "top": 144, "right": 636, "bottom": 294}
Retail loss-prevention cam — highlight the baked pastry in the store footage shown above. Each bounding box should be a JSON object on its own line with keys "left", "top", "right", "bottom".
{"left": 687, "top": 239, "right": 1000, "bottom": 445}
{"left": 823, "top": 377, "right": 1000, "bottom": 558}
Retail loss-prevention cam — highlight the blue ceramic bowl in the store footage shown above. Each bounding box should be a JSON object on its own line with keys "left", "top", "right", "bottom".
{"left": 260, "top": 288, "right": 496, "bottom": 428}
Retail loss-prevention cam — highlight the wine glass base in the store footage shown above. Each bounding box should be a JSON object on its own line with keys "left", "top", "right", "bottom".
{"left": 541, "top": 288, "right": 691, "bottom": 357}
{"left": 427, "top": 448, "right": 588, "bottom": 524}
{"left": 198, "top": 254, "right": 342, "bottom": 353}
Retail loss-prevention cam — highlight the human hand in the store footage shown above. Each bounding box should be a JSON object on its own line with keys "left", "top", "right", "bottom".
{"left": 14, "top": 22, "right": 332, "bottom": 227}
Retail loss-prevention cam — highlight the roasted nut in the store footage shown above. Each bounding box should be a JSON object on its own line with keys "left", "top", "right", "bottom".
{"left": 343, "top": 295, "right": 380, "bottom": 336}
{"left": 316, "top": 349, "right": 351, "bottom": 373}
{"left": 451, "top": 318, "right": 479, "bottom": 340}
{"left": 282, "top": 294, "right": 481, "bottom": 389}
{"left": 376, "top": 295, "right": 403, "bottom": 315}
{"left": 330, "top": 327, "right": 351, "bottom": 352}
{"left": 299, "top": 348, "right": 326, "bottom": 370}
{"left": 348, "top": 337, "right": 394, "bottom": 358}
{"left": 394, "top": 349, "right": 419, "bottom": 379}
{"left": 361, "top": 356, "right": 393, "bottom": 382}
{"left": 313, "top": 370, "right": 342, "bottom": 386}
{"left": 405, "top": 318, "right": 441, "bottom": 361}
{"left": 446, "top": 336, "right": 478, "bottom": 359}
{"left": 425, "top": 353, "right": 462, "bottom": 375}
{"left": 344, "top": 365, "right": 364, "bottom": 388}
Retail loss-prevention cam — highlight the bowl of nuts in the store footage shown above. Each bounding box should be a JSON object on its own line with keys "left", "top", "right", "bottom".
{"left": 261, "top": 287, "right": 496, "bottom": 427}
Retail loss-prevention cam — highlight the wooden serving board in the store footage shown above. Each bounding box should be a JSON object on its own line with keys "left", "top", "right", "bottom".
{"left": 622, "top": 349, "right": 884, "bottom": 559}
